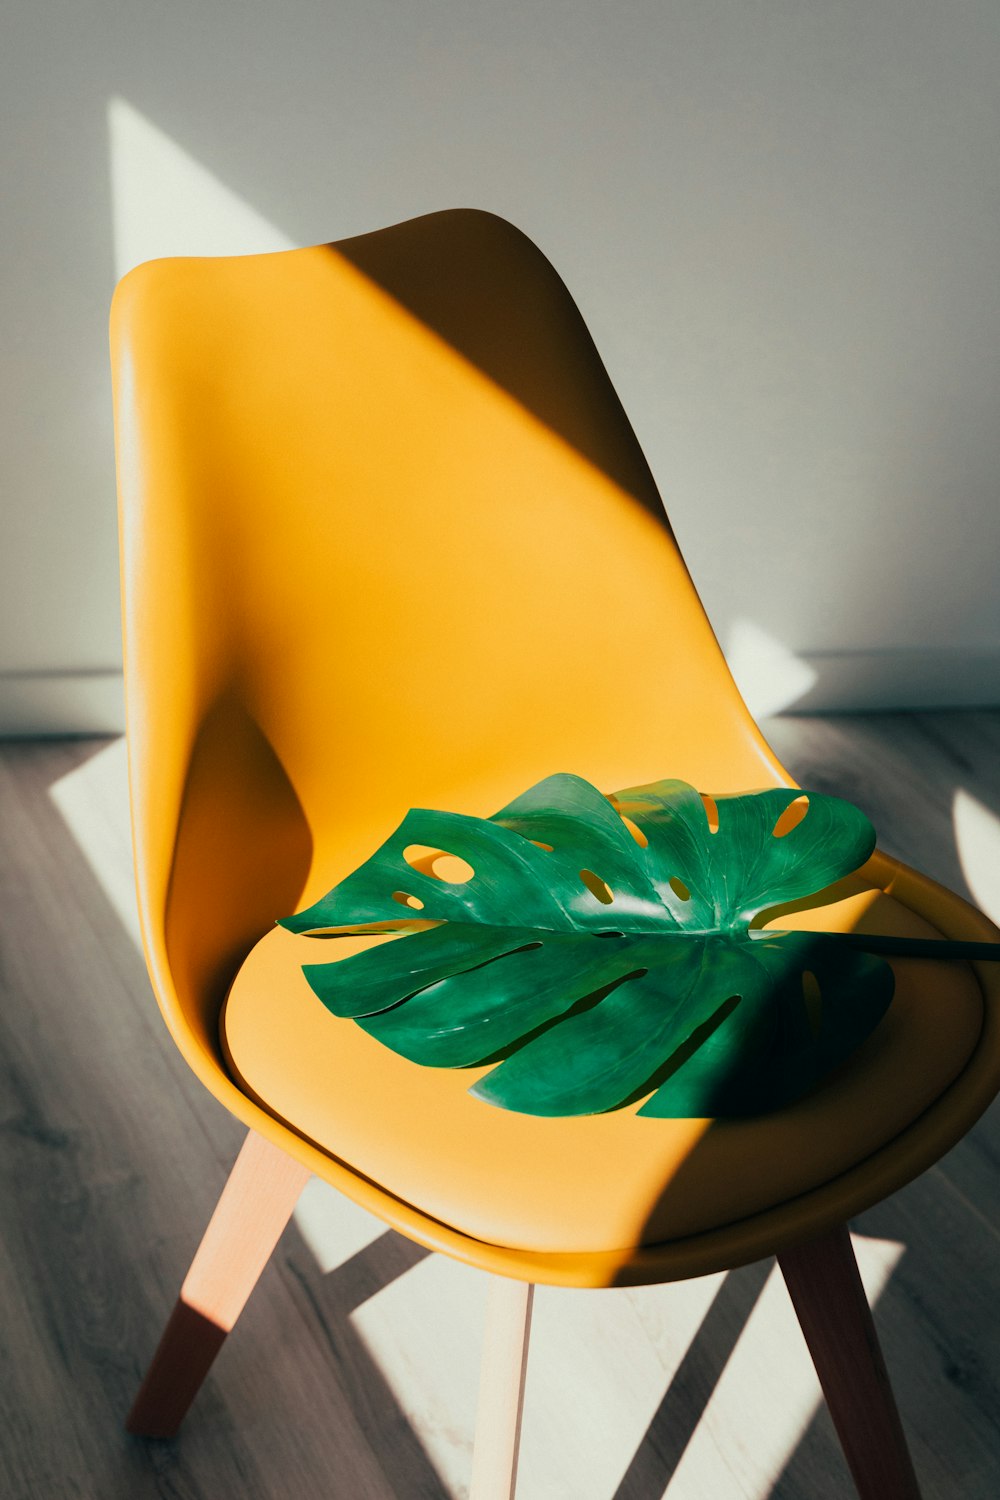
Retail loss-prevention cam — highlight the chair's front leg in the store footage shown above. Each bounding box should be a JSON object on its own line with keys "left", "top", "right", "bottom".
{"left": 778, "top": 1222, "right": 921, "bottom": 1500}
{"left": 127, "top": 1129, "right": 310, "bottom": 1438}
{"left": 470, "top": 1276, "right": 535, "bottom": 1500}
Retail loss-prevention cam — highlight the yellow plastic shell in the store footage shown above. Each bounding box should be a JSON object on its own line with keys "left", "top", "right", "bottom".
{"left": 112, "top": 210, "right": 1000, "bottom": 1287}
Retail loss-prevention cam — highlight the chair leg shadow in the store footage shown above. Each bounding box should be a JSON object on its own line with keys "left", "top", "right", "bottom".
{"left": 285, "top": 1230, "right": 451, "bottom": 1500}
{"left": 612, "top": 1259, "right": 772, "bottom": 1500}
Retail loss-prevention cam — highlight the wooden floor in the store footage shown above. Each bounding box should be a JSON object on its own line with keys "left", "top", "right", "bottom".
{"left": 3, "top": 713, "right": 1000, "bottom": 1499}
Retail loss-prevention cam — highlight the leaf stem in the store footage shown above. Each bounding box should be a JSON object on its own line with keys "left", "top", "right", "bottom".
{"left": 751, "top": 930, "right": 1000, "bottom": 962}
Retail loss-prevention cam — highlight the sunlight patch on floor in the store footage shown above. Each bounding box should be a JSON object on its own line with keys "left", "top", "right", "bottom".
{"left": 347, "top": 1231, "right": 903, "bottom": 1499}
{"left": 287, "top": 1221, "right": 908, "bottom": 1500}
{"left": 953, "top": 788, "right": 1000, "bottom": 927}
{"left": 293, "top": 1176, "right": 390, "bottom": 1271}
{"left": 48, "top": 736, "right": 142, "bottom": 948}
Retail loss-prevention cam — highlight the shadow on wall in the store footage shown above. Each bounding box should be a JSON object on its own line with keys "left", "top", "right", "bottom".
{"left": 107, "top": 99, "right": 1000, "bottom": 732}
{"left": 105, "top": 97, "right": 1000, "bottom": 728}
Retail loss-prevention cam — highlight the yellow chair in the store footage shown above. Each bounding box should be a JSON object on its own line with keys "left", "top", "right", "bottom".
{"left": 111, "top": 209, "right": 1000, "bottom": 1499}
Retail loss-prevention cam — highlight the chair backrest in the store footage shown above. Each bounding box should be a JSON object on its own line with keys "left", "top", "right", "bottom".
{"left": 111, "top": 208, "right": 788, "bottom": 1082}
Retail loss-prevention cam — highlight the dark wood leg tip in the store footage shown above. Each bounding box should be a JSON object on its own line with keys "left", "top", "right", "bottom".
{"left": 126, "top": 1299, "right": 229, "bottom": 1438}
{"left": 778, "top": 1223, "right": 922, "bottom": 1500}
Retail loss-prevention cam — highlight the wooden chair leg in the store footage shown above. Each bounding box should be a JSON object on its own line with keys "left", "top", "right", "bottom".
{"left": 470, "top": 1277, "right": 535, "bottom": 1500}
{"left": 127, "top": 1129, "right": 310, "bottom": 1438}
{"left": 778, "top": 1222, "right": 921, "bottom": 1500}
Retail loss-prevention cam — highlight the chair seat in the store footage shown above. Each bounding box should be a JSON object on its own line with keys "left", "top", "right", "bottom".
{"left": 221, "top": 875, "right": 983, "bottom": 1259}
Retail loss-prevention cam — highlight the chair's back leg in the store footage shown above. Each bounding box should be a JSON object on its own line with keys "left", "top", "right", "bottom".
{"left": 126, "top": 1129, "right": 310, "bottom": 1438}
{"left": 778, "top": 1222, "right": 922, "bottom": 1499}
{"left": 470, "top": 1277, "right": 535, "bottom": 1500}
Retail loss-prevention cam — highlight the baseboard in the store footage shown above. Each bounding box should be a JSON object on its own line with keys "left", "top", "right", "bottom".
{"left": 1, "top": 651, "right": 997, "bottom": 737}
{"left": 781, "top": 648, "right": 1000, "bottom": 714}
{"left": 0, "top": 671, "right": 125, "bottom": 736}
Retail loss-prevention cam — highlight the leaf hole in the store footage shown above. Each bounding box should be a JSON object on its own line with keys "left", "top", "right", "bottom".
{"left": 580, "top": 869, "right": 615, "bottom": 904}
{"left": 801, "top": 969, "right": 822, "bottom": 1038}
{"left": 529, "top": 840, "right": 554, "bottom": 852}
{"left": 391, "top": 890, "right": 425, "bottom": 910}
{"left": 595, "top": 930, "right": 625, "bottom": 939}
{"left": 772, "top": 795, "right": 810, "bottom": 839}
{"left": 620, "top": 813, "right": 648, "bottom": 848}
{"left": 431, "top": 853, "right": 475, "bottom": 883}
{"left": 700, "top": 793, "right": 720, "bottom": 833}
{"left": 402, "top": 844, "right": 475, "bottom": 882}
{"left": 668, "top": 876, "right": 691, "bottom": 901}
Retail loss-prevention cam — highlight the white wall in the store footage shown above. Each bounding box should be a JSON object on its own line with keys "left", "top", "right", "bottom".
{"left": 3, "top": 0, "right": 999, "bottom": 730}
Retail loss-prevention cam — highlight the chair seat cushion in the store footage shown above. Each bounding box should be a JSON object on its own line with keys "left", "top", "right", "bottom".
{"left": 221, "top": 882, "right": 983, "bottom": 1255}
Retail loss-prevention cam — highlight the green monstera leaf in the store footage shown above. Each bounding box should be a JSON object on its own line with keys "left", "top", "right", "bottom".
{"left": 280, "top": 773, "right": 898, "bottom": 1118}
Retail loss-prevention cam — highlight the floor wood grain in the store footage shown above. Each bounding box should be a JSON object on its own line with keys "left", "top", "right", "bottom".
{"left": 2, "top": 716, "right": 999, "bottom": 1498}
